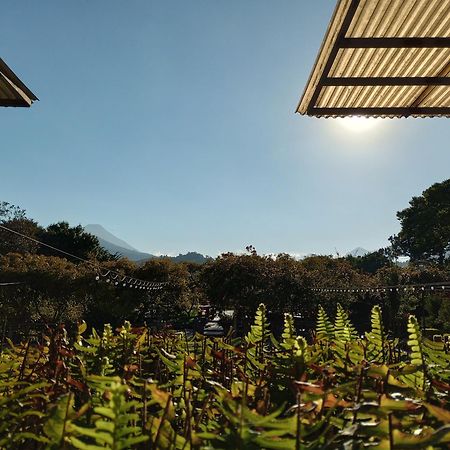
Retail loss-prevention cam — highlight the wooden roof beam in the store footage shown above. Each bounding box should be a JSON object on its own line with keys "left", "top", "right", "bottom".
{"left": 341, "top": 37, "right": 450, "bottom": 49}
{"left": 309, "top": 107, "right": 450, "bottom": 117}
{"left": 306, "top": 0, "right": 360, "bottom": 114}
{"left": 323, "top": 77, "right": 450, "bottom": 86}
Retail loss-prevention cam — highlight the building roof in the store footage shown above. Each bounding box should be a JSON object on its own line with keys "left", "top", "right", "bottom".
{"left": 0, "top": 58, "right": 37, "bottom": 107}
{"left": 297, "top": 0, "right": 450, "bottom": 118}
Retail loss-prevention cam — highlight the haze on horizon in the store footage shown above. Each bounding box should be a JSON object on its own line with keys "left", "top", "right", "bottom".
{"left": 2, "top": 1, "right": 450, "bottom": 257}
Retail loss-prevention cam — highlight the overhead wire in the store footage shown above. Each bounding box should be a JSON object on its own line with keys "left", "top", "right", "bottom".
{"left": 0, "top": 224, "right": 167, "bottom": 291}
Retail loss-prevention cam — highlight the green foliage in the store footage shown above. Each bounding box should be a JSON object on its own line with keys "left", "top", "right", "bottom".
{"left": 39, "top": 221, "right": 114, "bottom": 262}
{"left": 315, "top": 305, "right": 333, "bottom": 341}
{"left": 334, "top": 303, "right": 357, "bottom": 342}
{"left": 390, "top": 178, "right": 450, "bottom": 264}
{"left": 408, "top": 315, "right": 425, "bottom": 367}
{"left": 346, "top": 248, "right": 393, "bottom": 274}
{"left": 281, "top": 312, "right": 296, "bottom": 351}
{"left": 246, "top": 303, "right": 270, "bottom": 346}
{"left": 365, "top": 305, "right": 386, "bottom": 362}
{"left": 404, "top": 315, "right": 426, "bottom": 390}
{"left": 44, "top": 394, "right": 76, "bottom": 449}
{"left": 0, "top": 205, "right": 42, "bottom": 255}
{"left": 2, "top": 305, "right": 450, "bottom": 449}
{"left": 70, "top": 378, "right": 148, "bottom": 450}
{"left": 201, "top": 251, "right": 312, "bottom": 328}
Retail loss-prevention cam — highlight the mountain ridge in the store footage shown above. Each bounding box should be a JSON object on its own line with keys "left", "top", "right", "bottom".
{"left": 347, "top": 247, "right": 370, "bottom": 257}
{"left": 84, "top": 224, "right": 210, "bottom": 264}
{"left": 84, "top": 224, "right": 138, "bottom": 251}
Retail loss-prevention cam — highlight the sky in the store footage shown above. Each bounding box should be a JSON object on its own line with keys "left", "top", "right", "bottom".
{"left": 2, "top": 1, "right": 450, "bottom": 257}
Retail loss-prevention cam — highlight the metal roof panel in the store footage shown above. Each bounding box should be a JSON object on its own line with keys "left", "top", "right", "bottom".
{"left": 0, "top": 58, "right": 37, "bottom": 107}
{"left": 298, "top": 0, "right": 450, "bottom": 117}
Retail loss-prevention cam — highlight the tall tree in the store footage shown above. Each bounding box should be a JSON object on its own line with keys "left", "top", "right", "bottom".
{"left": 390, "top": 179, "right": 450, "bottom": 265}
{"left": 39, "top": 222, "right": 114, "bottom": 261}
{"left": 346, "top": 248, "right": 393, "bottom": 274}
{"left": 0, "top": 201, "right": 41, "bottom": 254}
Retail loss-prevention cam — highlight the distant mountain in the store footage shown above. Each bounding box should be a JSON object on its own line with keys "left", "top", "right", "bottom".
{"left": 171, "top": 252, "right": 211, "bottom": 264}
{"left": 136, "top": 252, "right": 211, "bottom": 265}
{"left": 84, "top": 224, "right": 210, "bottom": 264}
{"left": 347, "top": 247, "right": 370, "bottom": 257}
{"left": 97, "top": 238, "right": 155, "bottom": 262}
{"left": 84, "top": 224, "right": 137, "bottom": 251}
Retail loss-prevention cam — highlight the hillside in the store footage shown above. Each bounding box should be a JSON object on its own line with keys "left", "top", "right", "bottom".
{"left": 84, "top": 224, "right": 210, "bottom": 264}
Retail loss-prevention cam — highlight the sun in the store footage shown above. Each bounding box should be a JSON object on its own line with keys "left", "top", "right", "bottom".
{"left": 337, "top": 117, "right": 381, "bottom": 133}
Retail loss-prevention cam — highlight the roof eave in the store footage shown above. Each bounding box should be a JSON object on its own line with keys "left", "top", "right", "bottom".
{"left": 296, "top": 0, "right": 354, "bottom": 115}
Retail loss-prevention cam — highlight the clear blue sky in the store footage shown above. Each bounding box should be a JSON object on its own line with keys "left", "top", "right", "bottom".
{"left": 2, "top": 1, "right": 449, "bottom": 257}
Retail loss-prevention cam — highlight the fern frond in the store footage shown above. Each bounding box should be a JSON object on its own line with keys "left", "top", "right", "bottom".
{"left": 43, "top": 394, "right": 75, "bottom": 450}
{"left": 405, "top": 315, "right": 426, "bottom": 390}
{"left": 281, "top": 313, "right": 297, "bottom": 351}
{"left": 246, "top": 303, "right": 270, "bottom": 345}
{"left": 334, "top": 304, "right": 357, "bottom": 342}
{"left": 316, "top": 306, "right": 333, "bottom": 341}
{"left": 69, "top": 379, "right": 148, "bottom": 450}
{"left": 365, "top": 305, "right": 385, "bottom": 363}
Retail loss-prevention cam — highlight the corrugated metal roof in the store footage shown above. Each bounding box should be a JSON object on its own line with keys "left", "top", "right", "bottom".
{"left": 297, "top": 0, "right": 450, "bottom": 118}
{"left": 0, "top": 58, "right": 37, "bottom": 107}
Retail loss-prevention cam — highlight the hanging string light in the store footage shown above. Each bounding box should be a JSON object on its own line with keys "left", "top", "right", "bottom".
{"left": 0, "top": 223, "right": 168, "bottom": 292}
{"left": 95, "top": 270, "right": 166, "bottom": 291}
{"left": 311, "top": 281, "right": 450, "bottom": 294}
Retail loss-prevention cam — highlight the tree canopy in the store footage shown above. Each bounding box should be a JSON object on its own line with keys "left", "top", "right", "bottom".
{"left": 390, "top": 179, "right": 450, "bottom": 265}
{"left": 38, "top": 221, "right": 114, "bottom": 262}
{"left": 0, "top": 202, "right": 42, "bottom": 255}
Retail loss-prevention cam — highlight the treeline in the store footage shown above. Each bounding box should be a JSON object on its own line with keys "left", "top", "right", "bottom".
{"left": 1, "top": 247, "right": 449, "bottom": 341}
{"left": 1, "top": 177, "right": 450, "bottom": 339}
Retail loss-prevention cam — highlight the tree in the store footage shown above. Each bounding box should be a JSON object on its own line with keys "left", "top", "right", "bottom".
{"left": 0, "top": 253, "right": 93, "bottom": 337}
{"left": 201, "top": 250, "right": 312, "bottom": 335}
{"left": 390, "top": 179, "right": 450, "bottom": 265}
{"left": 0, "top": 202, "right": 26, "bottom": 220}
{"left": 346, "top": 248, "right": 393, "bottom": 274}
{"left": 0, "top": 201, "right": 42, "bottom": 255}
{"left": 39, "top": 222, "right": 114, "bottom": 262}
{"left": 134, "top": 258, "right": 198, "bottom": 328}
{"left": 301, "top": 255, "right": 376, "bottom": 330}
{"left": 201, "top": 251, "right": 272, "bottom": 316}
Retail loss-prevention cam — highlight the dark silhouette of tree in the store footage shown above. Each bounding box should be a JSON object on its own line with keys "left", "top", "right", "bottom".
{"left": 0, "top": 201, "right": 42, "bottom": 255}
{"left": 346, "top": 248, "right": 393, "bottom": 274}
{"left": 38, "top": 222, "right": 114, "bottom": 262}
{"left": 390, "top": 179, "right": 450, "bottom": 265}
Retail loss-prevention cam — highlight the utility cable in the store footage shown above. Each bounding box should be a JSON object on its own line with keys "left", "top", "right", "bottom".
{"left": 0, "top": 223, "right": 167, "bottom": 290}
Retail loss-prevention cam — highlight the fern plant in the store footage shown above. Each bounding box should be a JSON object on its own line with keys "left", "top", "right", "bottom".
{"left": 74, "top": 325, "right": 117, "bottom": 378}
{"left": 43, "top": 393, "right": 78, "bottom": 450}
{"left": 281, "top": 313, "right": 297, "bottom": 351}
{"left": 245, "top": 304, "right": 271, "bottom": 367}
{"left": 422, "top": 338, "right": 450, "bottom": 382}
{"left": 315, "top": 306, "right": 333, "bottom": 341}
{"left": 0, "top": 381, "right": 49, "bottom": 449}
{"left": 334, "top": 304, "right": 357, "bottom": 343}
{"left": 69, "top": 377, "right": 148, "bottom": 450}
{"left": 404, "top": 315, "right": 426, "bottom": 390}
{"left": 365, "top": 305, "right": 386, "bottom": 363}
{"left": 245, "top": 303, "right": 271, "bottom": 346}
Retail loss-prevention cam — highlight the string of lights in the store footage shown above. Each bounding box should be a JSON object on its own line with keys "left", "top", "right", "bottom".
{"left": 0, "top": 224, "right": 167, "bottom": 291}
{"left": 95, "top": 270, "right": 164, "bottom": 291}
{"left": 311, "top": 281, "right": 450, "bottom": 294}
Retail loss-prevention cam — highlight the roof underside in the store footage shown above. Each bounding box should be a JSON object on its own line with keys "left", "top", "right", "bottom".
{"left": 0, "top": 58, "right": 37, "bottom": 107}
{"left": 297, "top": 0, "right": 450, "bottom": 118}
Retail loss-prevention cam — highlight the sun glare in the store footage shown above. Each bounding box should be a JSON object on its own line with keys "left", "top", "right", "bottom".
{"left": 337, "top": 117, "right": 381, "bottom": 133}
